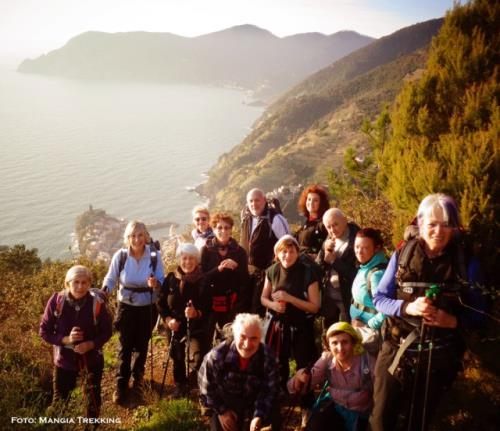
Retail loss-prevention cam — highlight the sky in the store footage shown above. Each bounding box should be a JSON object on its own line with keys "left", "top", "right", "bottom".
{"left": 0, "top": 0, "right": 456, "bottom": 65}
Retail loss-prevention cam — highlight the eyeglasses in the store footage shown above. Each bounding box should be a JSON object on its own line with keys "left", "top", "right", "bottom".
{"left": 215, "top": 225, "right": 232, "bottom": 231}
{"left": 194, "top": 217, "right": 208, "bottom": 222}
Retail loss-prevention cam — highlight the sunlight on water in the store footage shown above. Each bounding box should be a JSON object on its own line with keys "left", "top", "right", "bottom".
{"left": 0, "top": 68, "right": 263, "bottom": 258}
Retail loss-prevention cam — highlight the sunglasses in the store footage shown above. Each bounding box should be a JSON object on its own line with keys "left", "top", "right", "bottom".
{"left": 194, "top": 217, "right": 208, "bottom": 222}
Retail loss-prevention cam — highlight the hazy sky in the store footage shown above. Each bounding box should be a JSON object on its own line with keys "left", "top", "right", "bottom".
{"left": 1, "top": 0, "right": 455, "bottom": 64}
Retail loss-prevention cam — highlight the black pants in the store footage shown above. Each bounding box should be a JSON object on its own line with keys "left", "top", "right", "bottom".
{"left": 370, "top": 340, "right": 461, "bottom": 431}
{"left": 115, "top": 301, "right": 158, "bottom": 390}
{"left": 276, "top": 319, "right": 318, "bottom": 389}
{"left": 52, "top": 364, "right": 103, "bottom": 418}
{"left": 171, "top": 334, "right": 203, "bottom": 385}
{"left": 249, "top": 268, "right": 266, "bottom": 317}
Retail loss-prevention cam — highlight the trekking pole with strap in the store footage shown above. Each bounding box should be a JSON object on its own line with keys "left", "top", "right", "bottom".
{"left": 149, "top": 277, "right": 154, "bottom": 385}
{"left": 78, "top": 353, "right": 99, "bottom": 418}
{"left": 149, "top": 245, "right": 158, "bottom": 386}
{"left": 407, "top": 317, "right": 427, "bottom": 431}
{"left": 283, "top": 365, "right": 313, "bottom": 430}
{"left": 159, "top": 330, "right": 175, "bottom": 398}
{"left": 421, "top": 284, "right": 440, "bottom": 431}
{"left": 185, "top": 300, "right": 192, "bottom": 388}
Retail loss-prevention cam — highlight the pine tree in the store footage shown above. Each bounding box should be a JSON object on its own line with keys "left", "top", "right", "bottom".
{"left": 378, "top": 0, "right": 499, "bottom": 277}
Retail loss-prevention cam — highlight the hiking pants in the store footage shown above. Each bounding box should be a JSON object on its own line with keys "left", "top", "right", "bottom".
{"left": 370, "top": 340, "right": 461, "bottom": 431}
{"left": 115, "top": 301, "right": 158, "bottom": 390}
{"left": 171, "top": 334, "right": 203, "bottom": 385}
{"left": 52, "top": 364, "right": 103, "bottom": 418}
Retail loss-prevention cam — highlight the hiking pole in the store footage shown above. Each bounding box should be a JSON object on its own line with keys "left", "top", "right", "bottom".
{"left": 185, "top": 300, "right": 192, "bottom": 389}
{"left": 421, "top": 284, "right": 440, "bottom": 431}
{"left": 407, "top": 319, "right": 426, "bottom": 431}
{"left": 421, "top": 326, "right": 435, "bottom": 431}
{"left": 78, "top": 354, "right": 99, "bottom": 418}
{"left": 150, "top": 278, "right": 154, "bottom": 386}
{"left": 160, "top": 331, "right": 175, "bottom": 398}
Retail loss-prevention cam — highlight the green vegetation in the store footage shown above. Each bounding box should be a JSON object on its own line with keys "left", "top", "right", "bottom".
{"left": 376, "top": 0, "right": 499, "bottom": 281}
{"left": 134, "top": 399, "right": 207, "bottom": 431}
{"left": 197, "top": 19, "right": 441, "bottom": 215}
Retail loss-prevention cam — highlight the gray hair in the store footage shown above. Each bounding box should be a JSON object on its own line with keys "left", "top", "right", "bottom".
{"left": 123, "top": 220, "right": 151, "bottom": 247}
{"left": 417, "top": 193, "right": 461, "bottom": 228}
{"left": 65, "top": 265, "right": 92, "bottom": 286}
{"left": 322, "top": 208, "right": 346, "bottom": 224}
{"left": 246, "top": 188, "right": 265, "bottom": 201}
{"left": 232, "top": 313, "right": 263, "bottom": 339}
{"left": 192, "top": 205, "right": 210, "bottom": 218}
{"left": 176, "top": 242, "right": 201, "bottom": 262}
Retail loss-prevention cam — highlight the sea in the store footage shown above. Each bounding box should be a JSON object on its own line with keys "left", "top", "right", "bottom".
{"left": 0, "top": 65, "right": 263, "bottom": 259}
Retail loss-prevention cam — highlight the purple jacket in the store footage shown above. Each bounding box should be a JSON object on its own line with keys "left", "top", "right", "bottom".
{"left": 39, "top": 291, "right": 112, "bottom": 371}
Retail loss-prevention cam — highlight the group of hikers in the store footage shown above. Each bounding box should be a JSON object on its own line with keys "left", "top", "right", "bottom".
{"left": 39, "top": 187, "right": 482, "bottom": 430}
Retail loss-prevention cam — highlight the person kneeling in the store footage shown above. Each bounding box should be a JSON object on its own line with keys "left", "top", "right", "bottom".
{"left": 198, "top": 313, "right": 281, "bottom": 431}
{"left": 288, "top": 322, "right": 375, "bottom": 431}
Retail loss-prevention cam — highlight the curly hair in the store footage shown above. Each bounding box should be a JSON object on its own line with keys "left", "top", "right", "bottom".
{"left": 210, "top": 212, "right": 234, "bottom": 228}
{"left": 297, "top": 184, "right": 330, "bottom": 218}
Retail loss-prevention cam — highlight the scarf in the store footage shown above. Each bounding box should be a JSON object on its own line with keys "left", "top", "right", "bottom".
{"left": 174, "top": 265, "right": 204, "bottom": 294}
{"left": 192, "top": 227, "right": 214, "bottom": 241}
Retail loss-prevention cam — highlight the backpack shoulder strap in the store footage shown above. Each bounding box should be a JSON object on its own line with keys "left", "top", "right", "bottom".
{"left": 149, "top": 243, "right": 158, "bottom": 274}
{"left": 360, "top": 352, "right": 372, "bottom": 390}
{"left": 89, "top": 289, "right": 104, "bottom": 326}
{"left": 395, "top": 238, "right": 419, "bottom": 285}
{"left": 54, "top": 291, "right": 66, "bottom": 318}
{"left": 118, "top": 248, "right": 128, "bottom": 275}
{"left": 366, "top": 262, "right": 388, "bottom": 299}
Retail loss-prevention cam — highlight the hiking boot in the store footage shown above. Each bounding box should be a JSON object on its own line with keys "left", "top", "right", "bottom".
{"left": 132, "top": 378, "right": 145, "bottom": 394}
{"left": 112, "top": 389, "right": 127, "bottom": 406}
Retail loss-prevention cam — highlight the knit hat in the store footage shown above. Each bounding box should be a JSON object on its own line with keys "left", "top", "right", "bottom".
{"left": 273, "top": 234, "right": 300, "bottom": 256}
{"left": 326, "top": 322, "right": 365, "bottom": 356}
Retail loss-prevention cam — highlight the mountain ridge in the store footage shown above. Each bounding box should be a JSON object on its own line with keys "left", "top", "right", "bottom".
{"left": 18, "top": 25, "right": 375, "bottom": 100}
{"left": 196, "top": 19, "right": 444, "bottom": 214}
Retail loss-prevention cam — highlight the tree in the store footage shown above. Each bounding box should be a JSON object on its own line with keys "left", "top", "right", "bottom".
{"left": 377, "top": 0, "right": 499, "bottom": 278}
{"left": 0, "top": 244, "right": 42, "bottom": 275}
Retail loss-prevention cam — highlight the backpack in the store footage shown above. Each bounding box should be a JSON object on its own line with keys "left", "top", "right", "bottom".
{"left": 118, "top": 241, "right": 160, "bottom": 275}
{"left": 54, "top": 288, "right": 104, "bottom": 327}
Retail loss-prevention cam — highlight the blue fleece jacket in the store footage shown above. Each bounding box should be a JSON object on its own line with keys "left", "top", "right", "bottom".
{"left": 349, "top": 251, "right": 388, "bottom": 329}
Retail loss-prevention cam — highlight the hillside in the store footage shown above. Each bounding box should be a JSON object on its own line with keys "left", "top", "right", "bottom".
{"left": 17, "top": 25, "right": 374, "bottom": 101}
{"left": 196, "top": 19, "right": 443, "bottom": 214}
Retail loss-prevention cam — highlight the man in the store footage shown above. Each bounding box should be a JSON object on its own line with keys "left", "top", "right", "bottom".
{"left": 240, "top": 188, "right": 289, "bottom": 315}
{"left": 316, "top": 209, "right": 359, "bottom": 327}
{"left": 288, "top": 322, "right": 375, "bottom": 431}
{"left": 198, "top": 313, "right": 281, "bottom": 431}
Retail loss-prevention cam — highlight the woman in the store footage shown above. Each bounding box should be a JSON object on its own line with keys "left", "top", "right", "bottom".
{"left": 191, "top": 205, "right": 215, "bottom": 250}
{"left": 261, "top": 235, "right": 321, "bottom": 387}
{"left": 350, "top": 228, "right": 387, "bottom": 353}
{"left": 40, "top": 265, "right": 112, "bottom": 418}
{"left": 158, "top": 243, "right": 209, "bottom": 397}
{"left": 288, "top": 322, "right": 375, "bottom": 431}
{"left": 102, "top": 220, "right": 164, "bottom": 405}
{"left": 371, "top": 194, "right": 470, "bottom": 431}
{"left": 201, "top": 212, "right": 249, "bottom": 344}
{"left": 295, "top": 185, "right": 329, "bottom": 259}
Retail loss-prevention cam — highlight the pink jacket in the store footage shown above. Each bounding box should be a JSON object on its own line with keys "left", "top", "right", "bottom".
{"left": 288, "top": 351, "right": 375, "bottom": 413}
